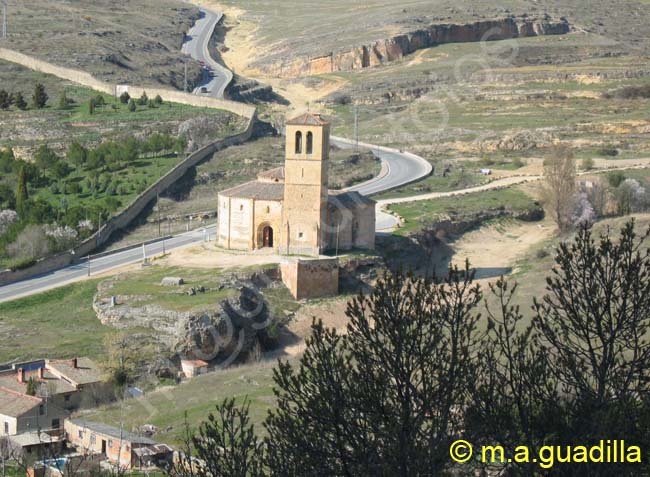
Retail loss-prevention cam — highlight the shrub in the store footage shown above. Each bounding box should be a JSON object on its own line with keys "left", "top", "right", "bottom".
{"left": 119, "top": 91, "right": 131, "bottom": 104}
{"left": 598, "top": 146, "right": 619, "bottom": 157}
{"left": 13, "top": 92, "right": 27, "bottom": 110}
{"left": 128, "top": 99, "right": 137, "bottom": 112}
{"left": 512, "top": 157, "right": 525, "bottom": 168}
{"left": 154, "top": 94, "right": 163, "bottom": 105}
{"left": 607, "top": 171, "right": 626, "bottom": 188}
{"left": 581, "top": 157, "right": 594, "bottom": 171}
{"left": 93, "top": 94, "right": 106, "bottom": 107}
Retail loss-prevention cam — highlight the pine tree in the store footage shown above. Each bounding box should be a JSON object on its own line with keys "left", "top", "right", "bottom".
{"left": 32, "top": 83, "right": 48, "bottom": 109}
{"left": 26, "top": 377, "right": 39, "bottom": 396}
{"left": 15, "top": 166, "right": 28, "bottom": 213}
{"left": 128, "top": 98, "right": 137, "bottom": 112}
{"left": 119, "top": 91, "right": 130, "bottom": 104}
{"left": 0, "top": 90, "right": 11, "bottom": 110}
{"left": 13, "top": 92, "right": 27, "bottom": 110}
{"left": 58, "top": 90, "right": 69, "bottom": 109}
{"left": 88, "top": 98, "right": 95, "bottom": 115}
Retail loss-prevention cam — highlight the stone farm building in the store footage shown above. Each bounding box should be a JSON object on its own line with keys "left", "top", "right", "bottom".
{"left": 217, "top": 113, "right": 375, "bottom": 256}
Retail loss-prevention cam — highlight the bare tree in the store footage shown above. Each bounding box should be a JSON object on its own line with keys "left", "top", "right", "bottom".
{"left": 542, "top": 146, "right": 576, "bottom": 232}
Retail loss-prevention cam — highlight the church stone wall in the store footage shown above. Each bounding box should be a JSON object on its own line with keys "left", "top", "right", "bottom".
{"left": 325, "top": 204, "right": 376, "bottom": 252}
{"left": 280, "top": 258, "right": 339, "bottom": 300}
{"left": 253, "top": 200, "right": 283, "bottom": 249}
{"left": 217, "top": 197, "right": 254, "bottom": 250}
{"left": 352, "top": 205, "right": 376, "bottom": 250}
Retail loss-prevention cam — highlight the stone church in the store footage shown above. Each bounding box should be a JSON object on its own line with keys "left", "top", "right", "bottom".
{"left": 217, "top": 113, "right": 375, "bottom": 256}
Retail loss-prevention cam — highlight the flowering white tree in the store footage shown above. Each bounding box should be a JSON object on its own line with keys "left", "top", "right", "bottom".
{"left": 77, "top": 219, "right": 94, "bottom": 231}
{"left": 44, "top": 224, "right": 78, "bottom": 252}
{"left": 571, "top": 192, "right": 596, "bottom": 226}
{"left": 616, "top": 179, "right": 648, "bottom": 215}
{"left": 0, "top": 209, "right": 18, "bottom": 235}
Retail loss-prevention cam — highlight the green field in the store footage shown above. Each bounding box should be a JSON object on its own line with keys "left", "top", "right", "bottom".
{"left": 0, "top": 60, "right": 246, "bottom": 149}
{"left": 0, "top": 59, "right": 247, "bottom": 268}
{"left": 0, "top": 280, "right": 112, "bottom": 364}
{"left": 389, "top": 187, "right": 541, "bottom": 235}
{"left": 81, "top": 358, "right": 285, "bottom": 446}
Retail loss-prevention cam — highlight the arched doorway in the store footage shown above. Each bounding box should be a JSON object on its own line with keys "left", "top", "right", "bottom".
{"left": 262, "top": 226, "right": 274, "bottom": 248}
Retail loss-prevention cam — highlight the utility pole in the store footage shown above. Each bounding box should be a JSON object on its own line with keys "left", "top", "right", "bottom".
{"left": 1, "top": 1, "right": 7, "bottom": 40}
{"left": 335, "top": 222, "right": 340, "bottom": 257}
{"left": 184, "top": 60, "right": 188, "bottom": 93}
{"left": 354, "top": 104, "right": 359, "bottom": 151}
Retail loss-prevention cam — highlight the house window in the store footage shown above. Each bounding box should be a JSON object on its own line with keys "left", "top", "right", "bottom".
{"left": 90, "top": 434, "right": 96, "bottom": 445}
{"left": 78, "top": 430, "right": 83, "bottom": 439}
{"left": 295, "top": 131, "right": 303, "bottom": 154}
{"left": 52, "top": 419, "right": 60, "bottom": 429}
{"left": 39, "top": 405, "right": 44, "bottom": 416}
{"left": 4, "top": 421, "right": 8, "bottom": 434}
{"left": 306, "top": 132, "right": 313, "bottom": 154}
{"left": 108, "top": 440, "right": 113, "bottom": 448}
{"left": 64, "top": 395, "right": 71, "bottom": 402}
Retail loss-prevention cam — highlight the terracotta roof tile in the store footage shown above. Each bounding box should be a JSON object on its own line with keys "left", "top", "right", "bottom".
{"left": 328, "top": 191, "right": 376, "bottom": 210}
{"left": 287, "top": 112, "right": 329, "bottom": 126}
{"left": 219, "top": 181, "right": 284, "bottom": 201}
{"left": 257, "top": 167, "right": 285, "bottom": 183}
{"left": 0, "top": 386, "right": 41, "bottom": 417}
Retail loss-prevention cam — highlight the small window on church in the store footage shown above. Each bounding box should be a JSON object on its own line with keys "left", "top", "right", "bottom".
{"left": 240, "top": 204, "right": 244, "bottom": 211}
{"left": 295, "top": 131, "right": 303, "bottom": 154}
{"left": 306, "top": 132, "right": 313, "bottom": 154}
{"left": 301, "top": 168, "right": 304, "bottom": 178}
{"left": 298, "top": 232, "right": 304, "bottom": 239}
{"left": 266, "top": 206, "right": 270, "bottom": 213}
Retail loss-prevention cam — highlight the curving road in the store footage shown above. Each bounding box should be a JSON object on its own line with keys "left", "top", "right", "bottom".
{"left": 181, "top": 9, "right": 233, "bottom": 98}
{"left": 0, "top": 5, "right": 432, "bottom": 303}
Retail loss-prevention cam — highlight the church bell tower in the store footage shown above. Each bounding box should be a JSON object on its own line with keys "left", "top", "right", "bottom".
{"left": 280, "top": 113, "right": 330, "bottom": 256}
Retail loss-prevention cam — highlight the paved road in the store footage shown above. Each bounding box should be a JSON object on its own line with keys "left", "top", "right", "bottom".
{"left": 0, "top": 227, "right": 216, "bottom": 304}
{"left": 333, "top": 136, "right": 432, "bottom": 197}
{"left": 181, "top": 8, "right": 233, "bottom": 99}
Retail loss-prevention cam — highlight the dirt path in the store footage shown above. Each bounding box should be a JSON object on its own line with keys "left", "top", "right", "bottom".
{"left": 161, "top": 243, "right": 282, "bottom": 269}
{"left": 449, "top": 218, "right": 554, "bottom": 281}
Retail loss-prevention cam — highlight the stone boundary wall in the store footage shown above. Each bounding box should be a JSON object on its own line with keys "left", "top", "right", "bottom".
{"left": 0, "top": 113, "right": 257, "bottom": 287}
{"left": 0, "top": 48, "right": 256, "bottom": 119}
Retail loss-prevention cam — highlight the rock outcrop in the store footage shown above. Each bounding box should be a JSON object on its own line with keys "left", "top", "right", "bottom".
{"left": 93, "top": 268, "right": 283, "bottom": 366}
{"left": 257, "top": 16, "right": 570, "bottom": 77}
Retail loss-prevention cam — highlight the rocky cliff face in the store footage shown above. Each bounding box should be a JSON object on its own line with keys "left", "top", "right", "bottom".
{"left": 258, "top": 16, "right": 570, "bottom": 77}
